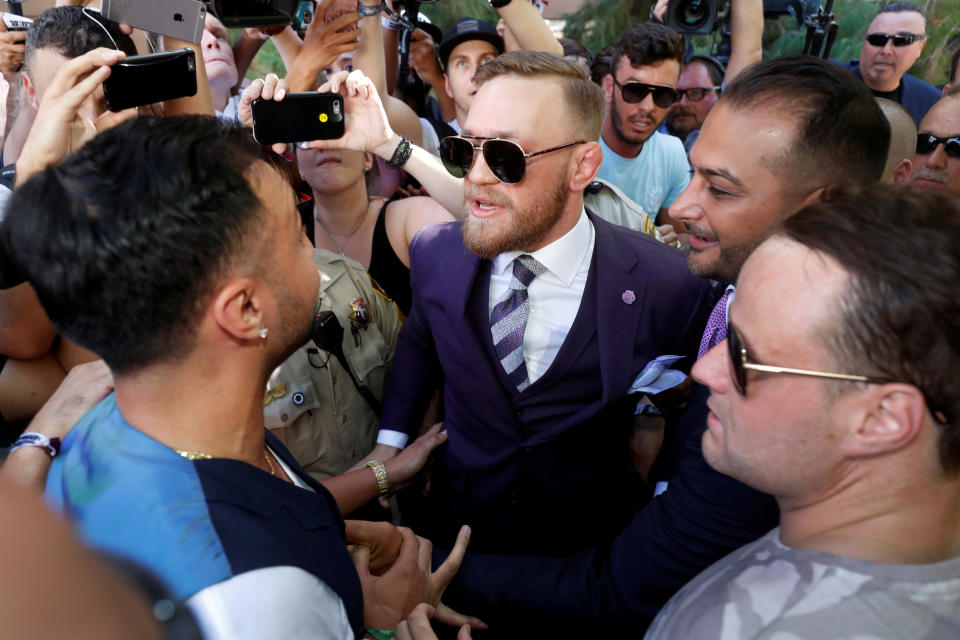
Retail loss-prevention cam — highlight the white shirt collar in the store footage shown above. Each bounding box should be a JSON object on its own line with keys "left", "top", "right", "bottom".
{"left": 492, "top": 209, "right": 592, "bottom": 286}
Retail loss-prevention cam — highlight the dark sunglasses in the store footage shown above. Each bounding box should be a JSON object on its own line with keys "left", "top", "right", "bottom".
{"left": 613, "top": 78, "right": 679, "bottom": 108}
{"left": 864, "top": 32, "right": 925, "bottom": 47}
{"left": 439, "top": 135, "right": 585, "bottom": 184}
{"left": 916, "top": 133, "right": 960, "bottom": 158}
{"left": 677, "top": 86, "right": 722, "bottom": 102}
{"left": 726, "top": 319, "right": 948, "bottom": 424}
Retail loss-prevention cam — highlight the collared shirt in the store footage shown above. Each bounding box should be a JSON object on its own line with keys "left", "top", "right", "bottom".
{"left": 488, "top": 209, "right": 594, "bottom": 384}
{"left": 376, "top": 210, "right": 594, "bottom": 450}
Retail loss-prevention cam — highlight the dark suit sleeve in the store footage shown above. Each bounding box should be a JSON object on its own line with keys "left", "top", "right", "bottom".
{"left": 442, "top": 383, "right": 779, "bottom": 637}
{"left": 379, "top": 231, "right": 444, "bottom": 440}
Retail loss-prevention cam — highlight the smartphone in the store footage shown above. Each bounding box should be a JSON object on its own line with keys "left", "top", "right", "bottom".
{"left": 211, "top": 0, "right": 299, "bottom": 28}
{"left": 2, "top": 14, "right": 32, "bottom": 32}
{"left": 251, "top": 93, "right": 345, "bottom": 145}
{"left": 103, "top": 48, "right": 198, "bottom": 112}
{"left": 101, "top": 0, "right": 206, "bottom": 44}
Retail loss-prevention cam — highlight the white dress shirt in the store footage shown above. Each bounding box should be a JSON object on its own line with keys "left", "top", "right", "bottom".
{"left": 377, "top": 210, "right": 594, "bottom": 450}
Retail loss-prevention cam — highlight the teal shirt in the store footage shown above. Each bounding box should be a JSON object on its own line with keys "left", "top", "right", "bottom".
{"left": 597, "top": 131, "right": 691, "bottom": 218}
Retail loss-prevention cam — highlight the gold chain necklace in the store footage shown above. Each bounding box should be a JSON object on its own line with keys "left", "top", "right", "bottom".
{"left": 175, "top": 447, "right": 276, "bottom": 477}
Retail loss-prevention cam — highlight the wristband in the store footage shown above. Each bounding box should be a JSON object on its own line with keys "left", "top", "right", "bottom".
{"left": 365, "top": 459, "right": 390, "bottom": 497}
{"left": 358, "top": 1, "right": 383, "bottom": 18}
{"left": 10, "top": 432, "right": 61, "bottom": 458}
{"left": 384, "top": 136, "right": 412, "bottom": 169}
{"left": 380, "top": 15, "right": 403, "bottom": 30}
{"left": 365, "top": 628, "right": 395, "bottom": 640}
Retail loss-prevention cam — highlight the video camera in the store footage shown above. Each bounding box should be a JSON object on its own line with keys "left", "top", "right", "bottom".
{"left": 665, "top": 0, "right": 818, "bottom": 36}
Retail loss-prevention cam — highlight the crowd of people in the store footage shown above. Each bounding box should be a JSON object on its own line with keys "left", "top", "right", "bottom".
{"left": 0, "top": 0, "right": 958, "bottom": 638}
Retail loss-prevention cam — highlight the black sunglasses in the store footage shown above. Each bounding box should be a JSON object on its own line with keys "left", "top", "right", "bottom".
{"left": 864, "top": 32, "right": 925, "bottom": 47}
{"left": 613, "top": 78, "right": 679, "bottom": 108}
{"left": 439, "top": 135, "right": 585, "bottom": 184}
{"left": 726, "top": 319, "right": 948, "bottom": 424}
{"left": 677, "top": 86, "right": 722, "bottom": 102}
{"left": 916, "top": 133, "right": 960, "bottom": 158}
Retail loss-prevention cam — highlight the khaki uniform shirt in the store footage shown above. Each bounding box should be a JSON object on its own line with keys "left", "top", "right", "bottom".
{"left": 264, "top": 250, "right": 402, "bottom": 480}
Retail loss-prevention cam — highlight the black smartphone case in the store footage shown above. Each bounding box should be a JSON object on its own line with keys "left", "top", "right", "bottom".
{"left": 103, "top": 49, "right": 198, "bottom": 112}
{"left": 251, "top": 93, "right": 346, "bottom": 145}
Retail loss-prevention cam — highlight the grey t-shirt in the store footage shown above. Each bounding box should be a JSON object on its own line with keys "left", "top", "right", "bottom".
{"left": 645, "top": 527, "right": 960, "bottom": 640}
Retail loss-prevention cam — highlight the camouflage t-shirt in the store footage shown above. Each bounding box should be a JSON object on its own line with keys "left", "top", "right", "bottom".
{"left": 645, "top": 527, "right": 960, "bottom": 639}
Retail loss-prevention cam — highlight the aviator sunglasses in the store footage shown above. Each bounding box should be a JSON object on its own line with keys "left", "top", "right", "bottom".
{"left": 864, "top": 32, "right": 926, "bottom": 47}
{"left": 440, "top": 135, "right": 585, "bottom": 184}
{"left": 613, "top": 78, "right": 679, "bottom": 107}
{"left": 916, "top": 133, "right": 960, "bottom": 158}
{"left": 726, "top": 319, "right": 949, "bottom": 424}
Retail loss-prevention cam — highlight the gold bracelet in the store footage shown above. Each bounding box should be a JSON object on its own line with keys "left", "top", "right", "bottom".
{"left": 365, "top": 459, "right": 389, "bottom": 497}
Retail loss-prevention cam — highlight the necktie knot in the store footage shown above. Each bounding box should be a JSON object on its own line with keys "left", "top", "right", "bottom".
{"left": 511, "top": 254, "right": 546, "bottom": 290}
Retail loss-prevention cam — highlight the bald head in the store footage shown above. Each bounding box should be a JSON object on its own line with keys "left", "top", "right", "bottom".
{"left": 876, "top": 98, "right": 918, "bottom": 184}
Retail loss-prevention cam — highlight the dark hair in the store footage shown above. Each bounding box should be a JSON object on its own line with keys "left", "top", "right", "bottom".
{"left": 721, "top": 56, "right": 890, "bottom": 191}
{"left": 559, "top": 38, "right": 592, "bottom": 66}
{"left": 877, "top": 2, "right": 925, "bottom": 18}
{"left": 780, "top": 185, "right": 960, "bottom": 474}
{"left": 950, "top": 47, "right": 960, "bottom": 85}
{"left": 1, "top": 116, "right": 269, "bottom": 375}
{"left": 945, "top": 84, "right": 960, "bottom": 99}
{"left": 474, "top": 51, "right": 606, "bottom": 141}
{"left": 687, "top": 55, "right": 725, "bottom": 86}
{"left": 610, "top": 22, "right": 684, "bottom": 76}
{"left": 25, "top": 6, "right": 137, "bottom": 75}
{"left": 590, "top": 43, "right": 616, "bottom": 85}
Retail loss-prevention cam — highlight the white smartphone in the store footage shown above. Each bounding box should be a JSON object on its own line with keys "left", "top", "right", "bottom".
{"left": 101, "top": 0, "right": 207, "bottom": 44}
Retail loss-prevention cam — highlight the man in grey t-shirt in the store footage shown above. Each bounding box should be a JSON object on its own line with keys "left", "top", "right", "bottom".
{"left": 646, "top": 186, "right": 960, "bottom": 639}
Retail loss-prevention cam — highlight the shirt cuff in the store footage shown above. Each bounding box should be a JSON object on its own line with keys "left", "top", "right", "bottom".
{"left": 376, "top": 429, "right": 408, "bottom": 449}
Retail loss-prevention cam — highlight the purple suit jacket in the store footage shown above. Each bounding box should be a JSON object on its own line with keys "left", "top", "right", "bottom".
{"left": 381, "top": 212, "right": 711, "bottom": 554}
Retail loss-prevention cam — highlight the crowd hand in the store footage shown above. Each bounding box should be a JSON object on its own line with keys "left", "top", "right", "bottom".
{"left": 237, "top": 73, "right": 291, "bottom": 154}
{"left": 0, "top": 18, "right": 26, "bottom": 73}
{"left": 397, "top": 604, "right": 474, "bottom": 640}
{"left": 651, "top": 376, "right": 693, "bottom": 412}
{"left": 16, "top": 48, "right": 136, "bottom": 184}
{"left": 652, "top": 0, "right": 669, "bottom": 22}
{"left": 380, "top": 423, "right": 446, "bottom": 507}
{"left": 310, "top": 69, "right": 394, "bottom": 155}
{"left": 346, "top": 520, "right": 404, "bottom": 575}
{"left": 657, "top": 223, "right": 678, "bottom": 247}
{"left": 352, "top": 524, "right": 487, "bottom": 632}
{"left": 28, "top": 360, "right": 114, "bottom": 442}
{"left": 293, "top": 0, "right": 360, "bottom": 77}
{"left": 409, "top": 28, "right": 443, "bottom": 86}
{"left": 394, "top": 184, "right": 430, "bottom": 199}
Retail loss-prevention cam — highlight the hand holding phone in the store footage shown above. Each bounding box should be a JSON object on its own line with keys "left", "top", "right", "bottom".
{"left": 101, "top": 0, "right": 206, "bottom": 44}
{"left": 251, "top": 92, "right": 345, "bottom": 145}
{"left": 103, "top": 49, "right": 198, "bottom": 112}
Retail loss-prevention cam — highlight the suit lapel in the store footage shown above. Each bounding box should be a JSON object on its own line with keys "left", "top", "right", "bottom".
{"left": 590, "top": 213, "right": 646, "bottom": 403}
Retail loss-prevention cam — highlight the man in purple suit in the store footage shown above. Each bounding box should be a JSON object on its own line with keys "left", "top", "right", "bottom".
{"left": 315, "top": 51, "right": 710, "bottom": 556}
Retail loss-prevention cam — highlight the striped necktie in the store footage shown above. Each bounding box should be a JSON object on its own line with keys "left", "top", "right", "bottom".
{"left": 490, "top": 255, "right": 546, "bottom": 391}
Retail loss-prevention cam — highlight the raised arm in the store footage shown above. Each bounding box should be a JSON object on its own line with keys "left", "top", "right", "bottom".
{"left": 311, "top": 70, "right": 465, "bottom": 217}
{"left": 496, "top": 0, "right": 562, "bottom": 56}
{"left": 285, "top": 0, "right": 360, "bottom": 92}
{"left": 725, "top": 0, "right": 763, "bottom": 83}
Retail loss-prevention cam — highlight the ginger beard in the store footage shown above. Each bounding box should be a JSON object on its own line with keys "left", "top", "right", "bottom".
{"left": 461, "top": 177, "right": 569, "bottom": 259}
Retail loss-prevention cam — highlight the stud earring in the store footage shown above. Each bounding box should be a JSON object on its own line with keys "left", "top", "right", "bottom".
{"left": 258, "top": 327, "right": 269, "bottom": 339}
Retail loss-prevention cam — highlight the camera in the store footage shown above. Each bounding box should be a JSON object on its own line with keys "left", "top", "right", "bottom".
{"left": 665, "top": 0, "right": 819, "bottom": 36}
{"left": 207, "top": 0, "right": 299, "bottom": 28}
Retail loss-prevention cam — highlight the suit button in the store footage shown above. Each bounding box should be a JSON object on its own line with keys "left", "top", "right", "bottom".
{"left": 521, "top": 446, "right": 532, "bottom": 454}
{"left": 509, "top": 493, "right": 518, "bottom": 505}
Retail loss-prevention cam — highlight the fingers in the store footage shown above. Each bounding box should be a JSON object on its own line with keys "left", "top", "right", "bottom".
{"left": 416, "top": 533, "right": 433, "bottom": 575}
{"left": 261, "top": 73, "right": 285, "bottom": 101}
{"left": 349, "top": 541, "right": 372, "bottom": 578}
{"left": 433, "top": 604, "right": 487, "bottom": 631}
{"left": 345, "top": 519, "right": 398, "bottom": 547}
{"left": 431, "top": 525, "right": 470, "bottom": 593}
{"left": 396, "top": 603, "right": 438, "bottom": 640}
{"left": 45, "top": 48, "right": 125, "bottom": 103}
{"left": 458, "top": 624, "right": 474, "bottom": 640}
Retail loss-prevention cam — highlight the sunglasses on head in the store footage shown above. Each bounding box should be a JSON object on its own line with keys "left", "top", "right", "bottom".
{"left": 916, "top": 133, "right": 960, "bottom": 158}
{"left": 725, "top": 319, "right": 949, "bottom": 424}
{"left": 865, "top": 32, "right": 925, "bottom": 47}
{"left": 677, "top": 86, "right": 722, "bottom": 102}
{"left": 439, "top": 135, "right": 585, "bottom": 184}
{"left": 613, "top": 78, "right": 679, "bottom": 108}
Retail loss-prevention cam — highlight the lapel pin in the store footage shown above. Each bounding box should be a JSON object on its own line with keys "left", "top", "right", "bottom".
{"left": 621, "top": 290, "right": 636, "bottom": 305}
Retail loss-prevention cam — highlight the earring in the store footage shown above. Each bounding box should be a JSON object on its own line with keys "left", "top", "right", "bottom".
{"left": 258, "top": 327, "right": 269, "bottom": 339}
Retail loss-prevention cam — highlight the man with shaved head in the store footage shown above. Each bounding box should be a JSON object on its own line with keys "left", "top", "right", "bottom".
{"left": 876, "top": 97, "right": 917, "bottom": 183}
{"left": 910, "top": 87, "right": 960, "bottom": 194}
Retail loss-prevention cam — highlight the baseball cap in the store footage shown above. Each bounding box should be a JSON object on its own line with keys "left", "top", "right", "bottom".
{"left": 439, "top": 18, "right": 504, "bottom": 71}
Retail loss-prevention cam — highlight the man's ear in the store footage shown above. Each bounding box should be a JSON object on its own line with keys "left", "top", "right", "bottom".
{"left": 22, "top": 72, "right": 38, "bottom": 110}
{"left": 892, "top": 158, "right": 913, "bottom": 185}
{"left": 602, "top": 73, "right": 614, "bottom": 106}
{"left": 444, "top": 73, "right": 453, "bottom": 100}
{"left": 210, "top": 278, "right": 266, "bottom": 342}
{"left": 840, "top": 384, "right": 927, "bottom": 458}
{"left": 569, "top": 141, "right": 603, "bottom": 191}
